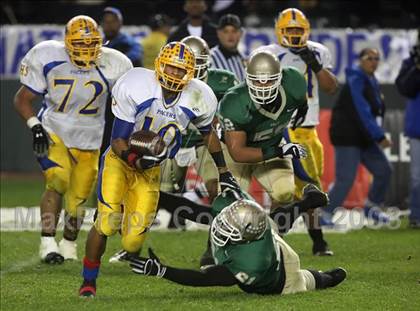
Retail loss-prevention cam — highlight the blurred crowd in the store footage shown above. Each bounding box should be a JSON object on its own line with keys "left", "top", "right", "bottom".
{"left": 1, "top": 0, "right": 419, "bottom": 29}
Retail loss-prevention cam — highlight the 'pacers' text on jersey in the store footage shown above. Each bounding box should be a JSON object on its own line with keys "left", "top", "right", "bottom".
{"left": 111, "top": 68, "right": 218, "bottom": 158}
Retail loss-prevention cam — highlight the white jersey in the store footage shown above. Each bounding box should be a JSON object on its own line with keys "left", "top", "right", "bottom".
{"left": 20, "top": 40, "right": 133, "bottom": 149}
{"left": 112, "top": 68, "right": 218, "bottom": 159}
{"left": 254, "top": 41, "right": 333, "bottom": 126}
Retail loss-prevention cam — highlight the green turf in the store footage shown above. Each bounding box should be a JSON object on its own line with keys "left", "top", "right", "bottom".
{"left": 0, "top": 178, "right": 97, "bottom": 208}
{"left": 1, "top": 229, "right": 420, "bottom": 311}
{"left": 0, "top": 178, "right": 44, "bottom": 207}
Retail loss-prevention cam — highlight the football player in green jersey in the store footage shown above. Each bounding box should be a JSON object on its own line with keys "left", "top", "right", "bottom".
{"left": 218, "top": 50, "right": 332, "bottom": 257}
{"left": 126, "top": 185, "right": 346, "bottom": 295}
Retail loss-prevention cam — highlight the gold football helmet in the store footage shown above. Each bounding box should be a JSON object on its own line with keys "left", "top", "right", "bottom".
{"left": 155, "top": 42, "right": 195, "bottom": 92}
{"left": 64, "top": 15, "right": 102, "bottom": 69}
{"left": 275, "top": 8, "right": 310, "bottom": 48}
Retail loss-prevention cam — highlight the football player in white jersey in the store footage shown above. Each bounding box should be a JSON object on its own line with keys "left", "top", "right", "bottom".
{"left": 14, "top": 15, "right": 132, "bottom": 264}
{"left": 79, "top": 41, "right": 241, "bottom": 297}
{"left": 254, "top": 8, "right": 338, "bottom": 256}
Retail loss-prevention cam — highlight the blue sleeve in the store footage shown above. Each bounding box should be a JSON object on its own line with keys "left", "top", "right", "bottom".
{"left": 348, "top": 74, "right": 385, "bottom": 141}
{"left": 126, "top": 36, "right": 142, "bottom": 64}
{"left": 111, "top": 117, "right": 135, "bottom": 140}
{"left": 395, "top": 57, "right": 420, "bottom": 98}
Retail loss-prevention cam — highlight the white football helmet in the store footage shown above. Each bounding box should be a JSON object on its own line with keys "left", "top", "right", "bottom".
{"left": 246, "top": 51, "right": 282, "bottom": 105}
{"left": 211, "top": 199, "right": 268, "bottom": 247}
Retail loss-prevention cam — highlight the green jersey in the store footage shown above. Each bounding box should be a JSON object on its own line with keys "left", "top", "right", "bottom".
{"left": 210, "top": 191, "right": 285, "bottom": 295}
{"left": 181, "top": 69, "right": 237, "bottom": 148}
{"left": 218, "top": 67, "right": 307, "bottom": 149}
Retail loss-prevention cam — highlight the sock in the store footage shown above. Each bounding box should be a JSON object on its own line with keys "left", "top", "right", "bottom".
{"left": 270, "top": 203, "right": 301, "bottom": 234}
{"left": 82, "top": 257, "right": 101, "bottom": 282}
{"left": 308, "top": 229, "right": 325, "bottom": 245}
{"left": 41, "top": 232, "right": 55, "bottom": 237}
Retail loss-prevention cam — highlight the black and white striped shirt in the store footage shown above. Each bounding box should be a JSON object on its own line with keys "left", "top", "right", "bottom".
{"left": 210, "top": 45, "right": 246, "bottom": 81}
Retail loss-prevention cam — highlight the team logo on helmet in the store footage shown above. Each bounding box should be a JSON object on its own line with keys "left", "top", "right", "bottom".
{"left": 155, "top": 42, "right": 195, "bottom": 92}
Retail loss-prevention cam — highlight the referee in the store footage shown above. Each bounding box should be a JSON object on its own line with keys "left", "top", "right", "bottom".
{"left": 210, "top": 14, "right": 246, "bottom": 81}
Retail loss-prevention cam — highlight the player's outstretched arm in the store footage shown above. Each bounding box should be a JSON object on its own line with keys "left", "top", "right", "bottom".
{"left": 158, "top": 191, "right": 213, "bottom": 224}
{"left": 129, "top": 248, "right": 238, "bottom": 287}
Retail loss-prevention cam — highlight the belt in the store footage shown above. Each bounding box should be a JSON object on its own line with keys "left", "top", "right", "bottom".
{"left": 298, "top": 125, "right": 316, "bottom": 129}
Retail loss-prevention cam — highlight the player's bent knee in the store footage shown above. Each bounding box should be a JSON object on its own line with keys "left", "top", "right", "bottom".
{"left": 271, "top": 182, "right": 295, "bottom": 204}
{"left": 94, "top": 212, "right": 122, "bottom": 237}
{"left": 44, "top": 168, "right": 70, "bottom": 194}
{"left": 122, "top": 232, "right": 147, "bottom": 253}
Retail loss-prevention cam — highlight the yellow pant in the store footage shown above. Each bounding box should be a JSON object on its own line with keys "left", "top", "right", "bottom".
{"left": 37, "top": 133, "right": 99, "bottom": 218}
{"left": 95, "top": 148, "right": 161, "bottom": 253}
{"left": 287, "top": 127, "right": 324, "bottom": 199}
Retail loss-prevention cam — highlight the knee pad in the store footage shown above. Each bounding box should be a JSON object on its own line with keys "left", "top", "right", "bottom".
{"left": 94, "top": 211, "right": 122, "bottom": 237}
{"left": 121, "top": 231, "right": 148, "bottom": 253}
{"left": 271, "top": 180, "right": 295, "bottom": 204}
{"left": 44, "top": 167, "right": 70, "bottom": 194}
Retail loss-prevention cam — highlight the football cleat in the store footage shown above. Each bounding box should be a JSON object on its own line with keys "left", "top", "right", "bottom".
{"left": 313, "top": 241, "right": 334, "bottom": 256}
{"left": 109, "top": 249, "right": 141, "bottom": 263}
{"left": 40, "top": 237, "right": 64, "bottom": 264}
{"left": 59, "top": 238, "right": 78, "bottom": 260}
{"left": 79, "top": 279, "right": 96, "bottom": 298}
{"left": 302, "top": 184, "right": 329, "bottom": 211}
{"left": 324, "top": 267, "right": 347, "bottom": 288}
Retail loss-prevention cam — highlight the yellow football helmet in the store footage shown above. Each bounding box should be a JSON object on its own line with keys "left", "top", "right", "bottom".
{"left": 275, "top": 8, "right": 310, "bottom": 48}
{"left": 64, "top": 15, "right": 102, "bottom": 69}
{"left": 155, "top": 42, "right": 195, "bottom": 92}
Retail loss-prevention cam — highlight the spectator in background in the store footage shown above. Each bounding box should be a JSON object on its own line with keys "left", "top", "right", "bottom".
{"left": 100, "top": 6, "right": 143, "bottom": 156}
{"left": 395, "top": 30, "right": 420, "bottom": 229}
{"left": 142, "top": 14, "right": 172, "bottom": 70}
{"left": 323, "top": 48, "right": 393, "bottom": 226}
{"left": 167, "top": 0, "right": 218, "bottom": 48}
{"left": 210, "top": 14, "right": 246, "bottom": 81}
{"left": 102, "top": 6, "right": 143, "bottom": 67}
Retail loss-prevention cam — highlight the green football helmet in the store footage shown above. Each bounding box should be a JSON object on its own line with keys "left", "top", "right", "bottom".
{"left": 211, "top": 199, "right": 268, "bottom": 247}
{"left": 181, "top": 35, "right": 211, "bottom": 80}
{"left": 246, "top": 51, "right": 282, "bottom": 105}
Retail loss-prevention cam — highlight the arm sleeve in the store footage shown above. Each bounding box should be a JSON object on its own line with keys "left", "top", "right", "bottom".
{"left": 111, "top": 117, "right": 135, "bottom": 140}
{"left": 158, "top": 191, "right": 213, "bottom": 224}
{"left": 348, "top": 75, "right": 385, "bottom": 141}
{"left": 319, "top": 45, "right": 333, "bottom": 70}
{"left": 19, "top": 44, "right": 47, "bottom": 95}
{"left": 163, "top": 264, "right": 238, "bottom": 287}
{"left": 395, "top": 57, "right": 420, "bottom": 98}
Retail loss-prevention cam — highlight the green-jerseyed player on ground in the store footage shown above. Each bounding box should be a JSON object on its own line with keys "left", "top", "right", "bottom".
{"left": 126, "top": 185, "right": 346, "bottom": 295}
{"left": 159, "top": 35, "right": 238, "bottom": 204}
{"left": 218, "top": 50, "right": 332, "bottom": 257}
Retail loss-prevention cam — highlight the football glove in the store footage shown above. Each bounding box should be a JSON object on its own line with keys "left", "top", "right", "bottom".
{"left": 129, "top": 248, "right": 167, "bottom": 278}
{"left": 291, "top": 103, "right": 309, "bottom": 130}
{"left": 136, "top": 153, "right": 166, "bottom": 170}
{"left": 219, "top": 171, "right": 243, "bottom": 199}
{"left": 296, "top": 46, "right": 323, "bottom": 73}
{"left": 31, "top": 124, "right": 51, "bottom": 157}
{"left": 278, "top": 143, "right": 307, "bottom": 159}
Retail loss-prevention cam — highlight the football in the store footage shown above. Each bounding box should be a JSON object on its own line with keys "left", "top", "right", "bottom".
{"left": 128, "top": 130, "right": 167, "bottom": 157}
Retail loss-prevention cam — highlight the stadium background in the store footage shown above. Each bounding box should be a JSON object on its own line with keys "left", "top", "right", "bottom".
{"left": 1, "top": 0, "right": 418, "bottom": 209}
{"left": 1, "top": 2, "right": 420, "bottom": 310}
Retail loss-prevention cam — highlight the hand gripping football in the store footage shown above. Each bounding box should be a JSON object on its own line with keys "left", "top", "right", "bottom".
{"left": 128, "top": 130, "right": 167, "bottom": 158}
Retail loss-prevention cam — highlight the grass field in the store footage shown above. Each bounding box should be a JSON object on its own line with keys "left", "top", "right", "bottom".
{"left": 1, "top": 176, "right": 420, "bottom": 310}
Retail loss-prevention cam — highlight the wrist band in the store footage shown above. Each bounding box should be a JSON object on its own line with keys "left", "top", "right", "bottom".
{"left": 210, "top": 150, "right": 226, "bottom": 168}
{"left": 121, "top": 149, "right": 138, "bottom": 167}
{"left": 27, "top": 116, "right": 41, "bottom": 129}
